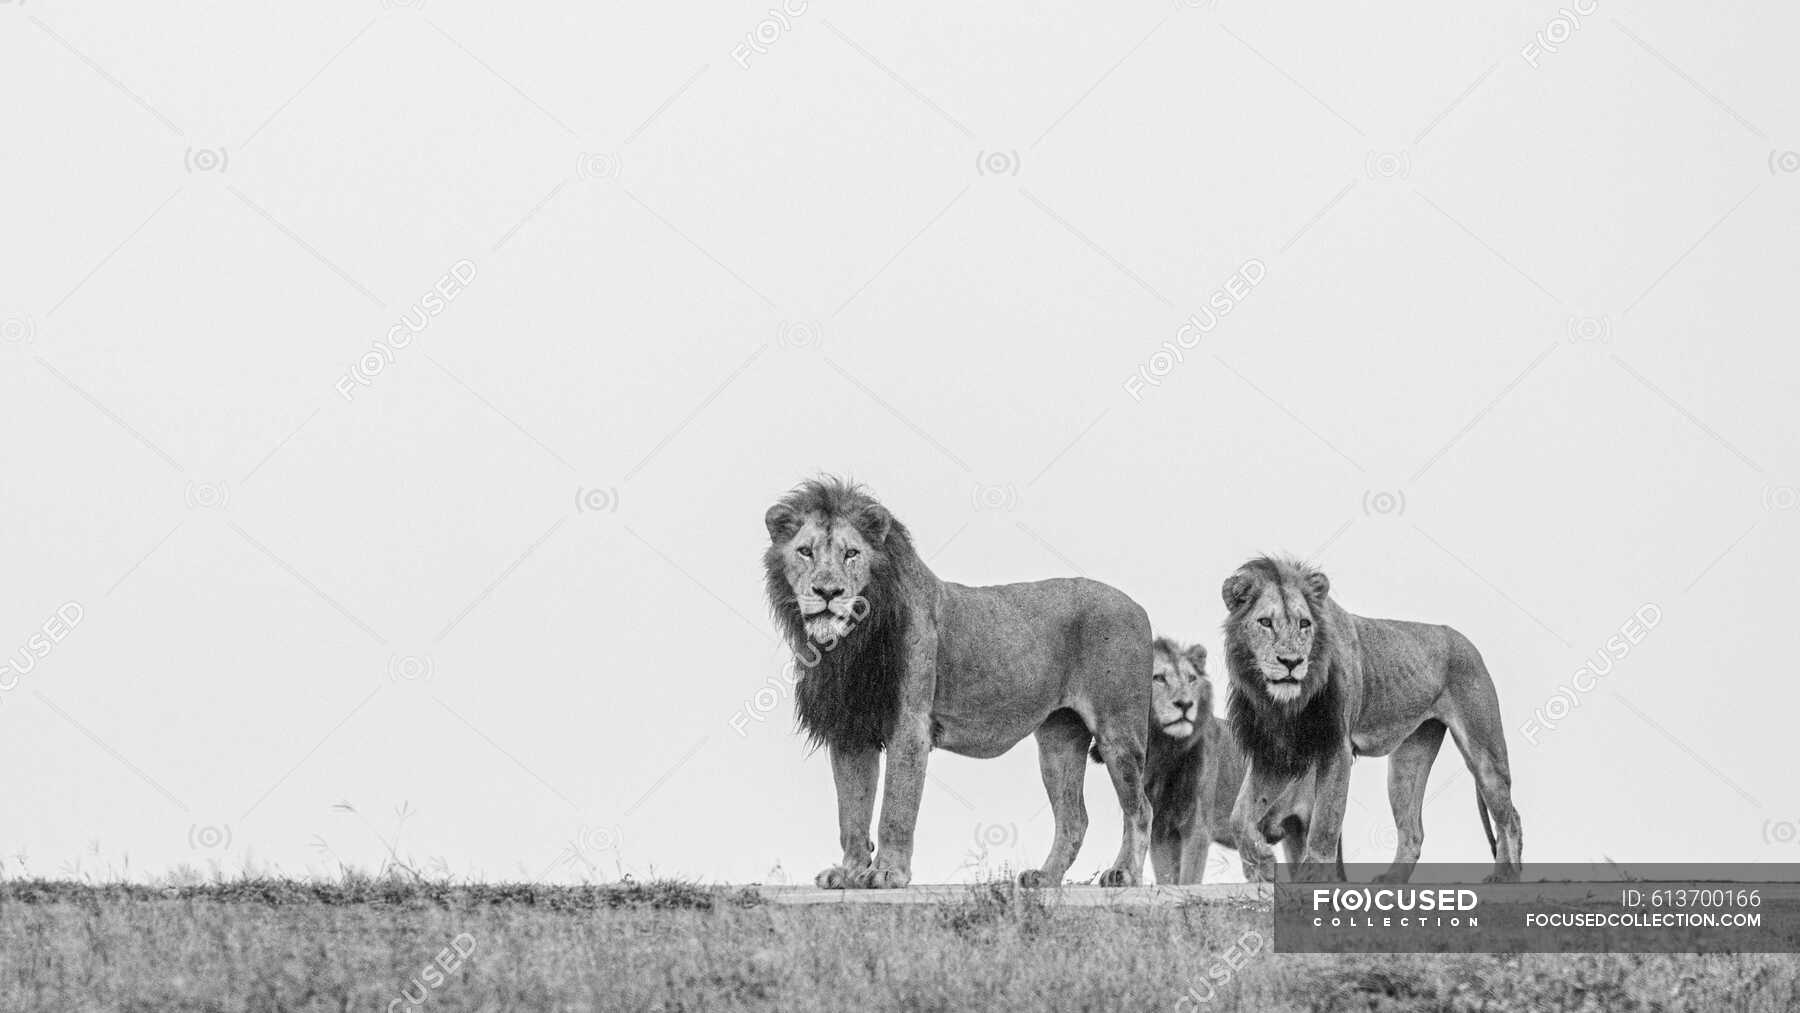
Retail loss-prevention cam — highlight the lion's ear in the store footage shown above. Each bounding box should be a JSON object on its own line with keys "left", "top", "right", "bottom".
{"left": 1305, "top": 569, "right": 1331, "bottom": 599}
{"left": 1222, "top": 571, "right": 1256, "bottom": 611}
{"left": 1184, "top": 643, "right": 1208, "bottom": 676}
{"left": 855, "top": 503, "right": 892, "bottom": 545}
{"left": 765, "top": 502, "right": 800, "bottom": 542}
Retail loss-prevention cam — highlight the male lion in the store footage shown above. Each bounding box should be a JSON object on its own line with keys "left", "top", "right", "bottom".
{"left": 764, "top": 477, "right": 1153, "bottom": 889}
{"left": 1222, "top": 556, "right": 1523, "bottom": 883}
{"left": 1135, "top": 637, "right": 1275, "bottom": 884}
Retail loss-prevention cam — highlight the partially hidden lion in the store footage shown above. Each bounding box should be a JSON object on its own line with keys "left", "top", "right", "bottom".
{"left": 1133, "top": 637, "right": 1275, "bottom": 884}
{"left": 764, "top": 477, "right": 1154, "bottom": 889}
{"left": 1221, "top": 556, "right": 1523, "bottom": 882}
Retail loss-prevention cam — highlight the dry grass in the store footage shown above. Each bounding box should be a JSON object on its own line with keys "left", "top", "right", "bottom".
{"left": 0, "top": 877, "right": 1795, "bottom": 1011}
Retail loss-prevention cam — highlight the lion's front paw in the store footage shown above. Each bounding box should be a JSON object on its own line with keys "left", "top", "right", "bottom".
{"left": 1018, "top": 870, "right": 1054, "bottom": 889}
{"left": 849, "top": 864, "right": 910, "bottom": 889}
{"left": 814, "top": 865, "right": 854, "bottom": 889}
{"left": 1098, "top": 867, "right": 1139, "bottom": 888}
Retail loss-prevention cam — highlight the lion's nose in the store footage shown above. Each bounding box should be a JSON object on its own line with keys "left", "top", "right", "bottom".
{"left": 1173, "top": 700, "right": 1194, "bottom": 714}
{"left": 1277, "top": 656, "right": 1303, "bottom": 672}
{"left": 813, "top": 586, "right": 843, "bottom": 604}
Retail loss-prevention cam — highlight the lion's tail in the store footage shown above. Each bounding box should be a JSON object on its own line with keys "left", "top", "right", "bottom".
{"left": 1477, "top": 794, "right": 1497, "bottom": 859}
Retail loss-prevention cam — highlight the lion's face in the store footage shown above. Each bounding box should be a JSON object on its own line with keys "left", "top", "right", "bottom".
{"left": 1151, "top": 642, "right": 1210, "bottom": 740}
{"left": 765, "top": 503, "right": 887, "bottom": 644}
{"left": 1224, "top": 565, "right": 1328, "bottom": 705}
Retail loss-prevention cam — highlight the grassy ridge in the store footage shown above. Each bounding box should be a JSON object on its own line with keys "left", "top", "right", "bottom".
{"left": 0, "top": 878, "right": 1795, "bottom": 1011}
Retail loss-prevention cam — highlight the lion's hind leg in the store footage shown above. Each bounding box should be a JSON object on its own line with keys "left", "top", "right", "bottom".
{"left": 1373, "top": 720, "right": 1447, "bottom": 884}
{"left": 1444, "top": 637, "right": 1523, "bottom": 882}
{"left": 1021, "top": 709, "right": 1090, "bottom": 889}
{"left": 1093, "top": 726, "right": 1151, "bottom": 887}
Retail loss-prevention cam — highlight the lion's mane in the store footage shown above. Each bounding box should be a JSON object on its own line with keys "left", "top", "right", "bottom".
{"left": 763, "top": 478, "right": 917, "bottom": 753}
{"left": 1223, "top": 555, "right": 1343, "bottom": 780}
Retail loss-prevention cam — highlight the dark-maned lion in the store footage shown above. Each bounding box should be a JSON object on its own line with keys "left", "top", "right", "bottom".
{"left": 764, "top": 477, "right": 1154, "bottom": 889}
{"left": 1136, "top": 637, "right": 1275, "bottom": 884}
{"left": 1222, "top": 556, "right": 1523, "bottom": 883}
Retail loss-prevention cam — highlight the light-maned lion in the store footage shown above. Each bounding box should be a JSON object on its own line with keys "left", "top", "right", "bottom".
{"left": 1221, "top": 556, "right": 1523, "bottom": 883}
{"left": 764, "top": 477, "right": 1154, "bottom": 889}
{"left": 1134, "top": 637, "right": 1275, "bottom": 884}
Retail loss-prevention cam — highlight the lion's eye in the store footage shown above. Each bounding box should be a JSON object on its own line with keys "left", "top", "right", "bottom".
{"left": 1258, "top": 617, "right": 1273, "bottom": 628}
{"left": 1153, "top": 673, "right": 1166, "bottom": 683}
{"left": 844, "top": 547, "right": 860, "bottom": 560}
{"left": 797, "top": 546, "right": 813, "bottom": 559}
{"left": 1299, "top": 619, "right": 1312, "bottom": 630}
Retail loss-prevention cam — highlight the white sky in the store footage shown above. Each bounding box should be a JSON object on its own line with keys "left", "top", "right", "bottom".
{"left": 1, "top": 1, "right": 1796, "bottom": 885}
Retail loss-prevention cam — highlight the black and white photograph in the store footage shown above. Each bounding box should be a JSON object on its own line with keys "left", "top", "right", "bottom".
{"left": 3, "top": 1, "right": 1798, "bottom": 1009}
